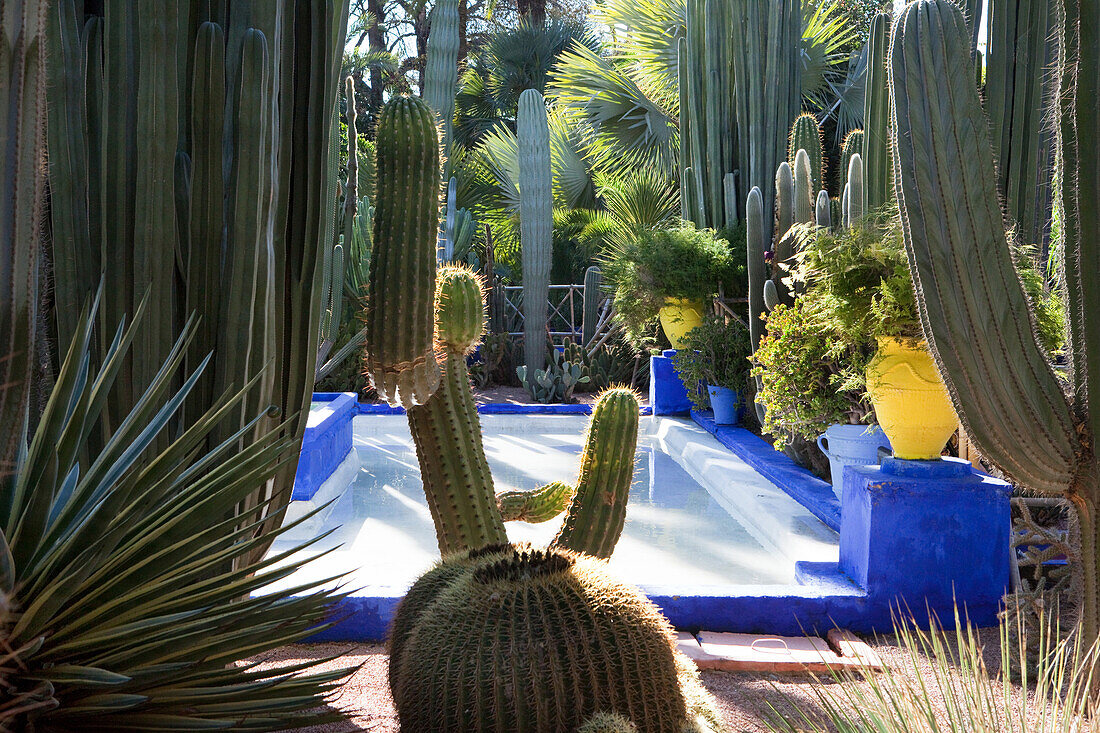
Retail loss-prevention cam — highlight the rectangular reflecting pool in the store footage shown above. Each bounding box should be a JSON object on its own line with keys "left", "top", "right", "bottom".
{"left": 270, "top": 414, "right": 839, "bottom": 600}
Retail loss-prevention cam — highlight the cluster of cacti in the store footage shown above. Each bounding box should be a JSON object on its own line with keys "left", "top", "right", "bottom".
{"left": 789, "top": 113, "right": 825, "bottom": 194}
{"left": 390, "top": 545, "right": 720, "bottom": 732}
{"left": 518, "top": 337, "right": 590, "bottom": 403}
{"left": 45, "top": 1, "right": 349, "bottom": 546}
{"left": 888, "top": 0, "right": 1100, "bottom": 642}
{"left": 424, "top": 0, "right": 460, "bottom": 155}
{"left": 862, "top": 12, "right": 892, "bottom": 211}
{"left": 1, "top": 0, "right": 46, "bottom": 480}
{"left": 983, "top": 0, "right": 1056, "bottom": 250}
{"left": 365, "top": 97, "right": 442, "bottom": 408}
{"left": 519, "top": 88, "right": 553, "bottom": 373}
{"left": 563, "top": 336, "right": 639, "bottom": 392}
{"left": 679, "top": 0, "right": 801, "bottom": 228}
{"left": 582, "top": 265, "right": 605, "bottom": 345}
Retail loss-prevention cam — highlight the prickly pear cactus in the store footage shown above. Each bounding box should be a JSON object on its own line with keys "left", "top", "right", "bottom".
{"left": 390, "top": 545, "right": 690, "bottom": 732}
{"left": 365, "top": 97, "right": 441, "bottom": 407}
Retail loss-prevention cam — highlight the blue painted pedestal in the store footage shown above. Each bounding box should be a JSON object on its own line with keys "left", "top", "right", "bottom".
{"left": 650, "top": 349, "right": 692, "bottom": 415}
{"left": 839, "top": 456, "right": 1012, "bottom": 628}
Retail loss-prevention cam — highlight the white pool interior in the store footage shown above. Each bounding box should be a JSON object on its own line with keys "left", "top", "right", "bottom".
{"left": 270, "top": 414, "right": 839, "bottom": 595}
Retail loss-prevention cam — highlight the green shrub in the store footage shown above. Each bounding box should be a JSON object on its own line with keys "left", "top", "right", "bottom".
{"left": 752, "top": 298, "right": 873, "bottom": 447}
{"left": 672, "top": 314, "right": 753, "bottom": 412}
{"left": 603, "top": 224, "right": 738, "bottom": 347}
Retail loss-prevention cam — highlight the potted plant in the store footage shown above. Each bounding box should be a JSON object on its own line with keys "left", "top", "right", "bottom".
{"left": 603, "top": 224, "right": 738, "bottom": 349}
{"left": 671, "top": 314, "right": 753, "bottom": 425}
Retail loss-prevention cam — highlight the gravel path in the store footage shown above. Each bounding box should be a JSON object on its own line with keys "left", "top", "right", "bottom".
{"left": 251, "top": 626, "right": 1029, "bottom": 732}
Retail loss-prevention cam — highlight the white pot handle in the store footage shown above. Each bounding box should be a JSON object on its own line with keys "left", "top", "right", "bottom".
{"left": 816, "top": 433, "right": 830, "bottom": 458}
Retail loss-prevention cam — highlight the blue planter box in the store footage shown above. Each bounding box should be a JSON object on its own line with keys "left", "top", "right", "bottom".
{"left": 650, "top": 350, "right": 693, "bottom": 415}
{"left": 293, "top": 392, "right": 357, "bottom": 501}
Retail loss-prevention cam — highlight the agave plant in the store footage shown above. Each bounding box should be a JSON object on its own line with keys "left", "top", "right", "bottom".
{"left": 0, "top": 297, "right": 351, "bottom": 730}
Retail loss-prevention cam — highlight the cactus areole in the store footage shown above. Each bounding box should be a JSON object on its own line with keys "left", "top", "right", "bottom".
{"left": 890, "top": 0, "right": 1100, "bottom": 642}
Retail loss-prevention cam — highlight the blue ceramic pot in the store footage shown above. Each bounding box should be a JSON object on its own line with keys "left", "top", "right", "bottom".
{"left": 707, "top": 385, "right": 741, "bottom": 425}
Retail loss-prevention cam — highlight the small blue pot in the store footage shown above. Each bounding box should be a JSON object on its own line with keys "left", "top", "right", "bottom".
{"left": 707, "top": 385, "right": 742, "bottom": 426}
{"left": 817, "top": 423, "right": 892, "bottom": 498}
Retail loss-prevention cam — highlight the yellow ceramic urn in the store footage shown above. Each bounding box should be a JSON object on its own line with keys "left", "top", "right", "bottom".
{"left": 658, "top": 298, "right": 706, "bottom": 349}
{"left": 865, "top": 337, "right": 957, "bottom": 460}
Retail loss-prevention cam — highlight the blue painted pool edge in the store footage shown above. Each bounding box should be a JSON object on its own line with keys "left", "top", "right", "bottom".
{"left": 293, "top": 393, "right": 357, "bottom": 501}
{"left": 690, "top": 411, "right": 841, "bottom": 532}
{"left": 357, "top": 401, "right": 654, "bottom": 416}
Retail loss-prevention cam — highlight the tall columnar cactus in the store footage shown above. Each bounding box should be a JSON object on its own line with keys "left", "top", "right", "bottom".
{"left": 889, "top": 0, "right": 1100, "bottom": 640}
{"left": 582, "top": 265, "right": 604, "bottom": 346}
{"left": 1, "top": 0, "right": 47, "bottom": 487}
{"left": 775, "top": 161, "right": 794, "bottom": 245}
{"left": 792, "top": 149, "right": 815, "bottom": 225}
{"left": 845, "top": 152, "right": 864, "bottom": 227}
{"left": 746, "top": 187, "right": 768, "bottom": 425}
{"left": 816, "top": 190, "right": 832, "bottom": 228}
{"left": 406, "top": 265, "right": 506, "bottom": 554}
{"left": 984, "top": 0, "right": 1056, "bottom": 249}
{"left": 46, "top": 1, "right": 350, "bottom": 552}
{"left": 424, "top": 0, "right": 459, "bottom": 156}
{"left": 366, "top": 97, "right": 442, "bottom": 407}
{"left": 789, "top": 113, "right": 825, "bottom": 194}
{"left": 680, "top": 0, "right": 800, "bottom": 227}
{"left": 863, "top": 12, "right": 891, "bottom": 211}
{"left": 442, "top": 176, "right": 458, "bottom": 261}
{"left": 839, "top": 129, "right": 863, "bottom": 199}
{"left": 518, "top": 88, "right": 552, "bottom": 373}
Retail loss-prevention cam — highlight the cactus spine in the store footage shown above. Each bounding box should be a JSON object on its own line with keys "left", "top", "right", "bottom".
{"left": 789, "top": 113, "right": 825, "bottom": 194}
{"left": 582, "top": 265, "right": 603, "bottom": 346}
{"left": 863, "top": 12, "right": 892, "bottom": 211}
{"left": 889, "top": 0, "right": 1097, "bottom": 637}
{"left": 424, "top": 0, "right": 459, "bottom": 155}
{"left": 367, "top": 97, "right": 442, "bottom": 407}
{"left": 518, "top": 88, "right": 552, "bottom": 373}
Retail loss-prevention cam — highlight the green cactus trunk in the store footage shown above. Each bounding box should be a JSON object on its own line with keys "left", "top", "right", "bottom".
{"left": 839, "top": 129, "right": 863, "bottom": 198}
{"left": 792, "top": 149, "right": 814, "bottom": 225}
{"left": 551, "top": 388, "right": 639, "bottom": 558}
{"left": 985, "top": 0, "right": 1056, "bottom": 251}
{"left": 518, "top": 89, "right": 552, "bottom": 373}
{"left": 424, "top": 0, "right": 459, "bottom": 157}
{"left": 498, "top": 481, "right": 574, "bottom": 522}
{"left": 815, "top": 190, "right": 832, "bottom": 228}
{"left": 789, "top": 112, "right": 824, "bottom": 194}
{"left": 582, "top": 265, "right": 603, "bottom": 346}
{"left": 863, "top": 12, "right": 892, "bottom": 211}
{"left": 366, "top": 97, "right": 442, "bottom": 407}
{"left": 891, "top": 0, "right": 1095, "bottom": 635}
{"left": 45, "top": 1, "right": 350, "bottom": 555}
{"left": 0, "top": 0, "right": 47, "bottom": 485}
{"left": 407, "top": 351, "right": 508, "bottom": 555}
{"left": 845, "top": 153, "right": 864, "bottom": 226}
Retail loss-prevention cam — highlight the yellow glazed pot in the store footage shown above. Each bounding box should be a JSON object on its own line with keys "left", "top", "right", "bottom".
{"left": 865, "top": 337, "right": 957, "bottom": 460}
{"left": 658, "top": 298, "right": 706, "bottom": 349}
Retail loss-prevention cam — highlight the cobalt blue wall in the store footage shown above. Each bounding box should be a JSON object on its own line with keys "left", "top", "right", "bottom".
{"left": 293, "top": 392, "right": 357, "bottom": 501}
{"left": 650, "top": 350, "right": 693, "bottom": 415}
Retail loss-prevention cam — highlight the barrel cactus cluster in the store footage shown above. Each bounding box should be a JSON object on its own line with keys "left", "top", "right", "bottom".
{"left": 362, "top": 95, "right": 724, "bottom": 731}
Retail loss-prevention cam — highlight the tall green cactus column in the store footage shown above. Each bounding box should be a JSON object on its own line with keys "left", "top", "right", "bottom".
{"left": 863, "top": 12, "right": 891, "bottom": 211}
{"left": 518, "top": 88, "right": 552, "bottom": 373}
{"left": 582, "top": 265, "right": 603, "bottom": 346}
{"left": 890, "top": 0, "right": 1095, "bottom": 636}
{"left": 424, "top": 0, "right": 459, "bottom": 157}
{"left": 366, "top": 97, "right": 442, "bottom": 407}
{"left": 789, "top": 113, "right": 824, "bottom": 194}
{"left": 407, "top": 265, "right": 508, "bottom": 554}
{"left": 0, "top": 0, "right": 47, "bottom": 484}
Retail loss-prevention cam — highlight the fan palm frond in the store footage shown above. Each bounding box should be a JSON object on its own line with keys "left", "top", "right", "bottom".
{"left": 801, "top": 0, "right": 859, "bottom": 109}
{"left": 485, "top": 19, "right": 601, "bottom": 113}
{"left": 551, "top": 46, "right": 679, "bottom": 176}
{"left": 598, "top": 168, "right": 680, "bottom": 246}
{"left": 593, "top": 0, "right": 685, "bottom": 110}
